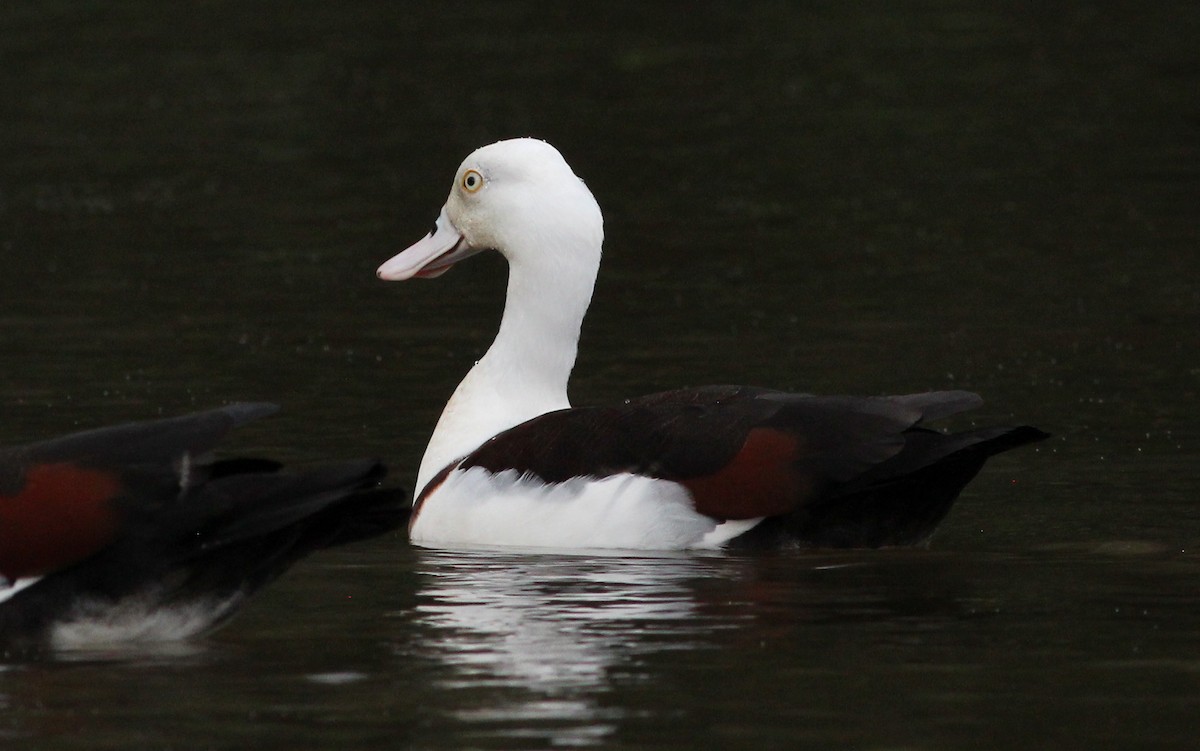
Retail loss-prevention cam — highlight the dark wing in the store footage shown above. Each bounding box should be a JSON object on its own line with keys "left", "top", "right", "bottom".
{"left": 0, "top": 404, "right": 277, "bottom": 581}
{"left": 456, "top": 386, "right": 1046, "bottom": 547}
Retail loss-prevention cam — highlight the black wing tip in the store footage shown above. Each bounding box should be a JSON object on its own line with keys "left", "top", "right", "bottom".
{"left": 1001, "top": 424, "right": 1052, "bottom": 447}
{"left": 295, "top": 457, "right": 390, "bottom": 491}
{"left": 316, "top": 484, "right": 411, "bottom": 549}
{"left": 195, "top": 457, "right": 402, "bottom": 542}
{"left": 955, "top": 424, "right": 1051, "bottom": 458}
{"left": 207, "top": 457, "right": 408, "bottom": 552}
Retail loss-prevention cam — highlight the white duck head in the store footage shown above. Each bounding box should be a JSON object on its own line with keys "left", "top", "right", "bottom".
{"left": 378, "top": 138, "right": 605, "bottom": 493}
{"left": 378, "top": 138, "right": 602, "bottom": 282}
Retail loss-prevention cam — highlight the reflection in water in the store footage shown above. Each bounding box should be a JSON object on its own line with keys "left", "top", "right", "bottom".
{"left": 399, "top": 548, "right": 995, "bottom": 747}
{"left": 406, "top": 549, "right": 735, "bottom": 745}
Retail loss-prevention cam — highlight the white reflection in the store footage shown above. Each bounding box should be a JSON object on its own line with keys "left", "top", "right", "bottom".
{"left": 408, "top": 548, "right": 734, "bottom": 746}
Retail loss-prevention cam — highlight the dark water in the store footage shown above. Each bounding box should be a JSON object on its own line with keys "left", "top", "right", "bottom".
{"left": 2, "top": 1, "right": 1198, "bottom": 748}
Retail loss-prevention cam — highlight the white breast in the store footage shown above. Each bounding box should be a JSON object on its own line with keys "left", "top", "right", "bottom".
{"left": 410, "top": 467, "right": 763, "bottom": 551}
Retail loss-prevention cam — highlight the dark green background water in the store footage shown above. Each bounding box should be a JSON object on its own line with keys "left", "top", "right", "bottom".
{"left": 2, "top": 2, "right": 1197, "bottom": 749}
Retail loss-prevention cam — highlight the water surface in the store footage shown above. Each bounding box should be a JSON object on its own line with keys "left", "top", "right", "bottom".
{"left": 1, "top": 2, "right": 1198, "bottom": 748}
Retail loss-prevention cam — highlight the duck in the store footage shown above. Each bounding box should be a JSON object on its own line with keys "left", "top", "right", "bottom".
{"left": 377, "top": 137, "right": 1046, "bottom": 551}
{"left": 0, "top": 403, "right": 406, "bottom": 653}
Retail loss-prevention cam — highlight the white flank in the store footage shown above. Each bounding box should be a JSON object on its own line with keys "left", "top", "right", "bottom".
{"left": 411, "top": 467, "right": 746, "bottom": 551}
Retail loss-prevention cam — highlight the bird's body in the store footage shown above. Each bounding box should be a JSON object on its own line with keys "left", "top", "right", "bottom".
{"left": 378, "top": 138, "right": 1045, "bottom": 551}
{"left": 0, "top": 404, "right": 406, "bottom": 653}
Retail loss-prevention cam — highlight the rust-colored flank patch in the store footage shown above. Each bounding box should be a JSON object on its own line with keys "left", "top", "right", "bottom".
{"left": 0, "top": 463, "right": 123, "bottom": 580}
{"left": 681, "top": 428, "right": 807, "bottom": 520}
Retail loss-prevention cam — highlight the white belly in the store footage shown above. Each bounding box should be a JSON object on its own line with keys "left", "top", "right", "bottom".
{"left": 409, "top": 466, "right": 762, "bottom": 551}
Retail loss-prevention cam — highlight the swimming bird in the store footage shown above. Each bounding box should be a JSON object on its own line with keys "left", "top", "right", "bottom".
{"left": 377, "top": 138, "right": 1045, "bottom": 551}
{"left": 0, "top": 403, "right": 406, "bottom": 653}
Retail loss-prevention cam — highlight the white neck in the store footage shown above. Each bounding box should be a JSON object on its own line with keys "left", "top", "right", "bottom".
{"left": 415, "top": 230, "right": 601, "bottom": 494}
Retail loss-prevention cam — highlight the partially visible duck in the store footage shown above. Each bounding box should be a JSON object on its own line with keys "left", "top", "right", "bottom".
{"left": 0, "top": 403, "right": 406, "bottom": 653}
{"left": 378, "top": 138, "right": 1046, "bottom": 551}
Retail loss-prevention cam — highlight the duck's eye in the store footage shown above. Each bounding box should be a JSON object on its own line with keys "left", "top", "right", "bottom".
{"left": 461, "top": 169, "right": 484, "bottom": 193}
